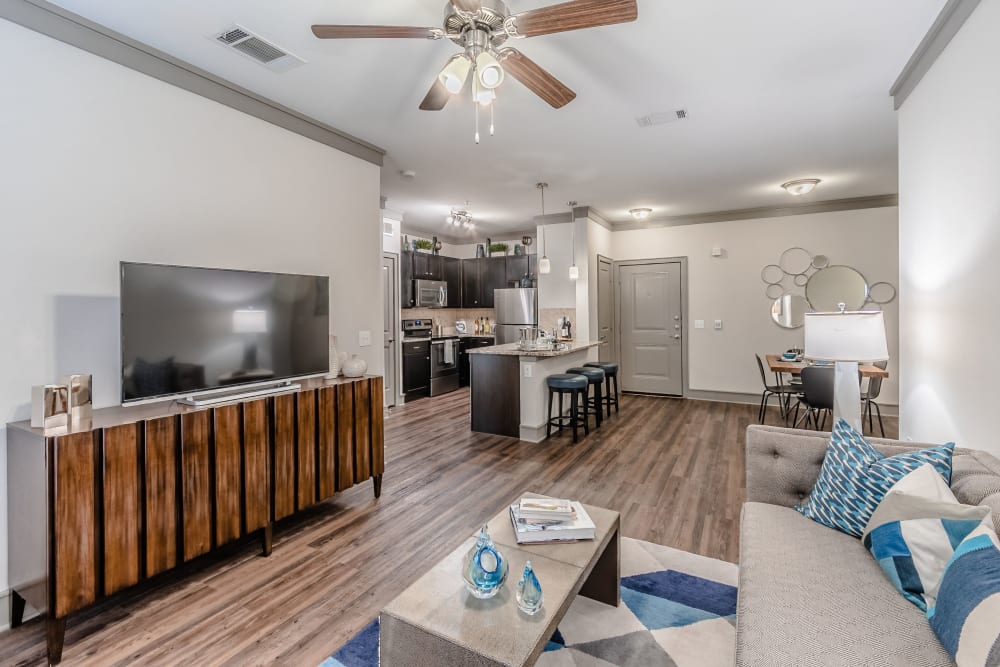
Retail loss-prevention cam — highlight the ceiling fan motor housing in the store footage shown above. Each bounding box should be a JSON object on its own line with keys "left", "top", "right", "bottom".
{"left": 445, "top": 0, "right": 510, "bottom": 49}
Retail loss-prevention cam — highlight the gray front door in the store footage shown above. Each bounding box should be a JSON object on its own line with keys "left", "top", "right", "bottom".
{"left": 382, "top": 254, "right": 398, "bottom": 408}
{"left": 597, "top": 255, "right": 614, "bottom": 362}
{"left": 618, "top": 261, "right": 684, "bottom": 395}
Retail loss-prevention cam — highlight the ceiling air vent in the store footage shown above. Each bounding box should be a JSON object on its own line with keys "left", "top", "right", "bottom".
{"left": 636, "top": 109, "right": 689, "bottom": 128}
{"left": 213, "top": 25, "right": 305, "bottom": 73}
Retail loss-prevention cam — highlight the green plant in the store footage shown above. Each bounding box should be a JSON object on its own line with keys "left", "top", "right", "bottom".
{"left": 489, "top": 243, "right": 509, "bottom": 254}
{"left": 415, "top": 239, "right": 434, "bottom": 250}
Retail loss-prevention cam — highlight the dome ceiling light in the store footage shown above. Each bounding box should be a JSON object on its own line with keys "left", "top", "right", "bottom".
{"left": 781, "top": 178, "right": 821, "bottom": 196}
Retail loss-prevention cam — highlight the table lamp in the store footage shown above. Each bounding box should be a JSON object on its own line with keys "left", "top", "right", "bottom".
{"left": 803, "top": 307, "right": 888, "bottom": 431}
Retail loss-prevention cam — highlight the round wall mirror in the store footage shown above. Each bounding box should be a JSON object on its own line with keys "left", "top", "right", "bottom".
{"left": 771, "top": 294, "right": 811, "bottom": 329}
{"left": 868, "top": 281, "right": 897, "bottom": 304}
{"left": 761, "top": 264, "right": 784, "bottom": 284}
{"left": 811, "top": 255, "right": 830, "bottom": 269}
{"left": 806, "top": 265, "right": 869, "bottom": 311}
{"left": 765, "top": 283, "right": 784, "bottom": 299}
{"left": 779, "top": 247, "right": 812, "bottom": 275}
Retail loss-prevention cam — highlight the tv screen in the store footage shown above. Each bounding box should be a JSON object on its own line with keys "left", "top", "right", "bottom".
{"left": 121, "top": 262, "right": 329, "bottom": 403}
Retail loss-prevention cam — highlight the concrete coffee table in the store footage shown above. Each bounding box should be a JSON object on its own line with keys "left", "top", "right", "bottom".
{"left": 380, "top": 494, "right": 620, "bottom": 666}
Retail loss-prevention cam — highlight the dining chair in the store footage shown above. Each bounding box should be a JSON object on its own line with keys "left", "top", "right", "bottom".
{"left": 792, "top": 366, "right": 835, "bottom": 430}
{"left": 861, "top": 360, "right": 888, "bottom": 437}
{"left": 755, "top": 354, "right": 798, "bottom": 424}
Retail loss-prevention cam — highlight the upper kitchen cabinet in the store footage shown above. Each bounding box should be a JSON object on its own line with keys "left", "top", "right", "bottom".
{"left": 400, "top": 249, "right": 414, "bottom": 308}
{"left": 411, "top": 252, "right": 443, "bottom": 281}
{"left": 463, "top": 256, "right": 510, "bottom": 308}
{"left": 482, "top": 257, "right": 507, "bottom": 308}
{"left": 443, "top": 257, "right": 462, "bottom": 308}
{"left": 461, "top": 258, "right": 483, "bottom": 308}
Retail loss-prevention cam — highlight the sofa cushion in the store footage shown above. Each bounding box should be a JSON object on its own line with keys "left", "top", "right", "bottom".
{"left": 862, "top": 464, "right": 992, "bottom": 611}
{"left": 737, "top": 502, "right": 953, "bottom": 666}
{"left": 796, "top": 419, "right": 954, "bottom": 537}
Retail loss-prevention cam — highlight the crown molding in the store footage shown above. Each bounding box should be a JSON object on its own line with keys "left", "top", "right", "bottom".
{"left": 2, "top": 0, "right": 385, "bottom": 165}
{"left": 533, "top": 212, "right": 574, "bottom": 225}
{"left": 402, "top": 225, "right": 537, "bottom": 246}
{"left": 890, "top": 0, "right": 982, "bottom": 110}
{"left": 610, "top": 194, "right": 898, "bottom": 231}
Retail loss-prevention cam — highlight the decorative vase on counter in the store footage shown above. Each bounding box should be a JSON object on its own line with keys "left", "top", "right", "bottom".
{"left": 342, "top": 354, "right": 368, "bottom": 378}
{"left": 462, "top": 525, "right": 508, "bottom": 599}
{"left": 328, "top": 336, "right": 341, "bottom": 377}
{"left": 476, "top": 244, "right": 486, "bottom": 258}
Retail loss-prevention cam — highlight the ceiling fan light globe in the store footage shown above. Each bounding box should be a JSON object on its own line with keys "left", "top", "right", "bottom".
{"left": 438, "top": 54, "right": 472, "bottom": 95}
{"left": 446, "top": 214, "right": 454, "bottom": 224}
{"left": 476, "top": 89, "right": 496, "bottom": 106}
{"left": 476, "top": 52, "right": 504, "bottom": 89}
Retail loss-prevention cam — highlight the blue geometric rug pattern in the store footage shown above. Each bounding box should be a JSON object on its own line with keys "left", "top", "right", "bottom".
{"left": 321, "top": 537, "right": 738, "bottom": 667}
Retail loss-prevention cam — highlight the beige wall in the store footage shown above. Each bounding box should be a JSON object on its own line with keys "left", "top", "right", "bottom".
{"left": 0, "top": 19, "right": 382, "bottom": 597}
{"left": 610, "top": 207, "right": 900, "bottom": 399}
{"left": 898, "top": 1, "right": 1000, "bottom": 454}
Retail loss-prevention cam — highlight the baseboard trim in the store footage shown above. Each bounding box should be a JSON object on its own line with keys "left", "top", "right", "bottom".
{"left": 683, "top": 389, "right": 899, "bottom": 416}
{"left": 0, "top": 588, "right": 41, "bottom": 633}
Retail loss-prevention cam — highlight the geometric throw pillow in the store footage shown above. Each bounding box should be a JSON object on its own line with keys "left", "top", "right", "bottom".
{"left": 795, "top": 419, "right": 955, "bottom": 538}
{"left": 862, "top": 464, "right": 991, "bottom": 611}
{"left": 927, "top": 519, "right": 1000, "bottom": 666}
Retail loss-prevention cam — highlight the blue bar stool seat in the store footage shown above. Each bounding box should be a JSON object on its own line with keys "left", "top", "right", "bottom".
{"left": 546, "top": 374, "right": 590, "bottom": 443}
{"left": 584, "top": 361, "right": 620, "bottom": 416}
{"left": 567, "top": 366, "right": 605, "bottom": 430}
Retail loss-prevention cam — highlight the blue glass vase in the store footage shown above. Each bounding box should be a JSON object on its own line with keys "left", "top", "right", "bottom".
{"left": 516, "top": 560, "right": 543, "bottom": 615}
{"left": 462, "top": 525, "right": 508, "bottom": 599}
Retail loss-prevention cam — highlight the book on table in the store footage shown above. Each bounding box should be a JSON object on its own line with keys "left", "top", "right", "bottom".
{"left": 510, "top": 500, "right": 596, "bottom": 543}
{"left": 517, "top": 497, "right": 575, "bottom": 522}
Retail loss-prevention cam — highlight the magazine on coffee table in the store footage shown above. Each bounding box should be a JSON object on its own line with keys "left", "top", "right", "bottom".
{"left": 509, "top": 500, "right": 596, "bottom": 543}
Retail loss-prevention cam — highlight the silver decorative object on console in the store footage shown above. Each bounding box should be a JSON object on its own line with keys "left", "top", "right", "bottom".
{"left": 62, "top": 374, "right": 93, "bottom": 424}
{"left": 31, "top": 384, "right": 69, "bottom": 431}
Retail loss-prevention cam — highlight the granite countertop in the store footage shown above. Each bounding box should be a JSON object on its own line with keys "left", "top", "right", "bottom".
{"left": 466, "top": 340, "right": 601, "bottom": 358}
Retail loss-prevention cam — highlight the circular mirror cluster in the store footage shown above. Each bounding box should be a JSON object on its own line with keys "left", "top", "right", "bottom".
{"left": 760, "top": 248, "right": 896, "bottom": 329}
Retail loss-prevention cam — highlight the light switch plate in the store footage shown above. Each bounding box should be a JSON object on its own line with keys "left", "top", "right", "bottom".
{"left": 523, "top": 364, "right": 533, "bottom": 378}
{"left": 694, "top": 320, "right": 705, "bottom": 329}
{"left": 359, "top": 330, "right": 372, "bottom": 347}
{"left": 714, "top": 320, "right": 723, "bottom": 330}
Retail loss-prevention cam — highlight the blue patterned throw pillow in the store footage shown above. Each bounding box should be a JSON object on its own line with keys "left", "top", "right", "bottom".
{"left": 795, "top": 419, "right": 955, "bottom": 538}
{"left": 927, "top": 521, "right": 1000, "bottom": 666}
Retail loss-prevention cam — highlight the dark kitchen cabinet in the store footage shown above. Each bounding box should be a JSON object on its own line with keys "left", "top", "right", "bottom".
{"left": 402, "top": 340, "right": 430, "bottom": 401}
{"left": 443, "top": 257, "right": 462, "bottom": 308}
{"left": 459, "top": 336, "right": 495, "bottom": 386}
{"left": 506, "top": 255, "right": 529, "bottom": 285}
{"left": 412, "top": 252, "right": 442, "bottom": 280}
{"left": 400, "top": 249, "right": 414, "bottom": 308}
{"left": 482, "top": 257, "right": 507, "bottom": 308}
{"left": 462, "top": 258, "right": 483, "bottom": 308}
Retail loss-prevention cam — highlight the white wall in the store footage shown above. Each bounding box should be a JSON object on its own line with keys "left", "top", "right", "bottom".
{"left": 897, "top": 1, "right": 1000, "bottom": 454}
{"left": 0, "top": 19, "right": 383, "bottom": 597}
{"left": 537, "top": 223, "right": 576, "bottom": 310}
{"left": 611, "top": 208, "right": 900, "bottom": 399}
{"left": 586, "top": 219, "right": 613, "bottom": 344}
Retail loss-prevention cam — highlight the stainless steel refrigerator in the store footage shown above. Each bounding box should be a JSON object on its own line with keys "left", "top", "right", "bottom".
{"left": 494, "top": 288, "right": 538, "bottom": 344}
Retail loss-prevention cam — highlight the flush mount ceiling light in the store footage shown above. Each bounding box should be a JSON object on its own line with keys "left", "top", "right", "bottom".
{"left": 311, "top": 1, "right": 639, "bottom": 143}
{"left": 781, "top": 178, "right": 821, "bottom": 196}
{"left": 629, "top": 208, "right": 652, "bottom": 220}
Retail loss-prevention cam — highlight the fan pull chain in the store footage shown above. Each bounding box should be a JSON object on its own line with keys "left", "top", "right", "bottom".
{"left": 473, "top": 66, "right": 480, "bottom": 144}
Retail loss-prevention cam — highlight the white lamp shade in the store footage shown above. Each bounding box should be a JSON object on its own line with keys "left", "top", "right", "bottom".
{"left": 538, "top": 256, "right": 551, "bottom": 274}
{"left": 804, "top": 311, "right": 888, "bottom": 362}
{"left": 568, "top": 264, "right": 579, "bottom": 281}
{"left": 476, "top": 51, "right": 504, "bottom": 89}
{"left": 233, "top": 309, "right": 268, "bottom": 334}
{"left": 438, "top": 55, "right": 471, "bottom": 94}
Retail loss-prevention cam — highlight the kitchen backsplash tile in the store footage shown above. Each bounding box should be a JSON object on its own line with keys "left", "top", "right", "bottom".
{"left": 404, "top": 308, "right": 497, "bottom": 335}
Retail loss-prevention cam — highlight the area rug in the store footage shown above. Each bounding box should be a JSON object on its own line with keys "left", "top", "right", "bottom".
{"left": 320, "top": 537, "right": 738, "bottom": 667}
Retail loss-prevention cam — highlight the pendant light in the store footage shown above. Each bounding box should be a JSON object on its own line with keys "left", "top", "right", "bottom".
{"left": 537, "top": 183, "right": 551, "bottom": 274}
{"left": 568, "top": 200, "right": 579, "bottom": 281}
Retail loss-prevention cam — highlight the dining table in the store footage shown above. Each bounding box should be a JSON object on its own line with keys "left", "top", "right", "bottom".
{"left": 766, "top": 354, "right": 889, "bottom": 379}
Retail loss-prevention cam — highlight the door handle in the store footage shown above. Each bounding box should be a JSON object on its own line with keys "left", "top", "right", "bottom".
{"left": 673, "top": 334, "right": 681, "bottom": 340}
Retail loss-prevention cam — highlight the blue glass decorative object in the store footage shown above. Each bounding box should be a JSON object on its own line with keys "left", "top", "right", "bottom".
{"left": 462, "top": 525, "right": 508, "bottom": 598}
{"left": 516, "top": 560, "right": 544, "bottom": 615}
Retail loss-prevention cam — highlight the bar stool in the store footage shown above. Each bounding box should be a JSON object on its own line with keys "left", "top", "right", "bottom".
{"left": 584, "top": 361, "right": 620, "bottom": 417}
{"left": 546, "top": 374, "right": 590, "bottom": 443}
{"left": 567, "top": 366, "right": 605, "bottom": 430}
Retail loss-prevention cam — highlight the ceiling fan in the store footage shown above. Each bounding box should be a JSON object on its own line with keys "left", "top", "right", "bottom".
{"left": 311, "top": 0, "right": 638, "bottom": 114}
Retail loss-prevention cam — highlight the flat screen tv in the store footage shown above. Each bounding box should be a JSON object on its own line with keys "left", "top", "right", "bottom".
{"left": 120, "top": 262, "right": 329, "bottom": 403}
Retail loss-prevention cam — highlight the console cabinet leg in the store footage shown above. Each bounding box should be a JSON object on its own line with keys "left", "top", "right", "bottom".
{"left": 10, "top": 591, "right": 26, "bottom": 628}
{"left": 261, "top": 523, "right": 273, "bottom": 557}
{"left": 373, "top": 474, "right": 383, "bottom": 499}
{"left": 47, "top": 616, "right": 66, "bottom": 665}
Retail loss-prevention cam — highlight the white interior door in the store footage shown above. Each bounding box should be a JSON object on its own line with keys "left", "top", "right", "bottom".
{"left": 618, "top": 261, "right": 684, "bottom": 395}
{"left": 382, "top": 254, "right": 398, "bottom": 408}
{"left": 597, "top": 256, "right": 615, "bottom": 362}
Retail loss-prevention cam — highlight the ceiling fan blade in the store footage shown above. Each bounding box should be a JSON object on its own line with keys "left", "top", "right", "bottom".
{"left": 451, "top": 0, "right": 483, "bottom": 12}
{"left": 510, "top": 0, "right": 637, "bottom": 38}
{"left": 497, "top": 49, "right": 576, "bottom": 109}
{"left": 311, "top": 25, "right": 438, "bottom": 39}
{"left": 419, "top": 79, "right": 452, "bottom": 111}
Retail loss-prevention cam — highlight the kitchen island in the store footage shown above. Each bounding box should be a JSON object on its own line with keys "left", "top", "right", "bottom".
{"left": 468, "top": 341, "right": 601, "bottom": 442}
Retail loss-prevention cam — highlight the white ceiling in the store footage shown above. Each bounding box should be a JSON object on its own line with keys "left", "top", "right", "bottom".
{"left": 48, "top": 0, "right": 944, "bottom": 238}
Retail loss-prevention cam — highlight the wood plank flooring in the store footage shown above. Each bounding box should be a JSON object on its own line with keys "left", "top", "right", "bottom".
{"left": 0, "top": 391, "right": 897, "bottom": 666}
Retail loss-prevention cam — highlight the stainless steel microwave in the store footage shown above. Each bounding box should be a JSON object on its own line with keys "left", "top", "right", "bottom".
{"left": 414, "top": 279, "right": 447, "bottom": 308}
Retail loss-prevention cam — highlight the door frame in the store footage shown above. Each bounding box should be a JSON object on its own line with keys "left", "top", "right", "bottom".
{"left": 596, "top": 254, "right": 616, "bottom": 364}
{"left": 613, "top": 256, "right": 689, "bottom": 397}
{"left": 382, "top": 252, "right": 400, "bottom": 408}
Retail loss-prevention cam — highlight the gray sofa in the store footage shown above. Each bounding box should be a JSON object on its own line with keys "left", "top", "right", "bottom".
{"left": 736, "top": 425, "right": 1000, "bottom": 666}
